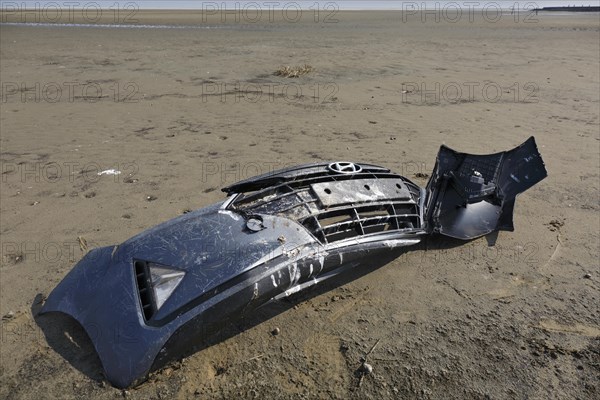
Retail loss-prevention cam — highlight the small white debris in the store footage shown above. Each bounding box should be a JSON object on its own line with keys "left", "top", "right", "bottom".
{"left": 97, "top": 169, "right": 121, "bottom": 176}
{"left": 2, "top": 311, "right": 15, "bottom": 320}
{"left": 361, "top": 362, "right": 373, "bottom": 375}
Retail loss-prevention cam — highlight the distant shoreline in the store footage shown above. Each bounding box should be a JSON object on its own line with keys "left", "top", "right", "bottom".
{"left": 2, "top": 7, "right": 599, "bottom": 12}
{"left": 2, "top": 8, "right": 597, "bottom": 28}
{"left": 532, "top": 6, "right": 600, "bottom": 12}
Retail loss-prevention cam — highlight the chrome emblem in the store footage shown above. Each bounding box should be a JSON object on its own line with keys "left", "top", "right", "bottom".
{"left": 327, "top": 162, "right": 363, "bottom": 174}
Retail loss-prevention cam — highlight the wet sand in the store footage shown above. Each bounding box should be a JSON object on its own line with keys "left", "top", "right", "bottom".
{"left": 1, "top": 11, "right": 599, "bottom": 399}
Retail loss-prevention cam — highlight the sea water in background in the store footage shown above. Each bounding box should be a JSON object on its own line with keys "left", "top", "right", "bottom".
{"left": 3, "top": 1, "right": 600, "bottom": 10}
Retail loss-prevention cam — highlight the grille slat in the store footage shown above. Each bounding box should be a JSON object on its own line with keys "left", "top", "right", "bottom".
{"left": 134, "top": 261, "right": 157, "bottom": 321}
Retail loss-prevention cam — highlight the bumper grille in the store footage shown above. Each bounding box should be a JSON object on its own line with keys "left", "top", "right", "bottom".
{"left": 230, "top": 166, "right": 424, "bottom": 244}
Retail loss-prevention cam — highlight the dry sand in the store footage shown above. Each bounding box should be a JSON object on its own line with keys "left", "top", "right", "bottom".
{"left": 0, "top": 10, "right": 599, "bottom": 399}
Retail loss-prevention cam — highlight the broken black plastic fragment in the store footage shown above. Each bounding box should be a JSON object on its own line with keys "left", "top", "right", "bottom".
{"left": 425, "top": 136, "right": 547, "bottom": 239}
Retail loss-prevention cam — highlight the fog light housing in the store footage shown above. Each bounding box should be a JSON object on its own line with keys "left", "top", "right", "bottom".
{"left": 148, "top": 263, "right": 185, "bottom": 309}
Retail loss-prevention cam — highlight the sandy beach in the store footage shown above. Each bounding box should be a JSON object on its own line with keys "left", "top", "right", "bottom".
{"left": 1, "top": 10, "right": 599, "bottom": 399}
